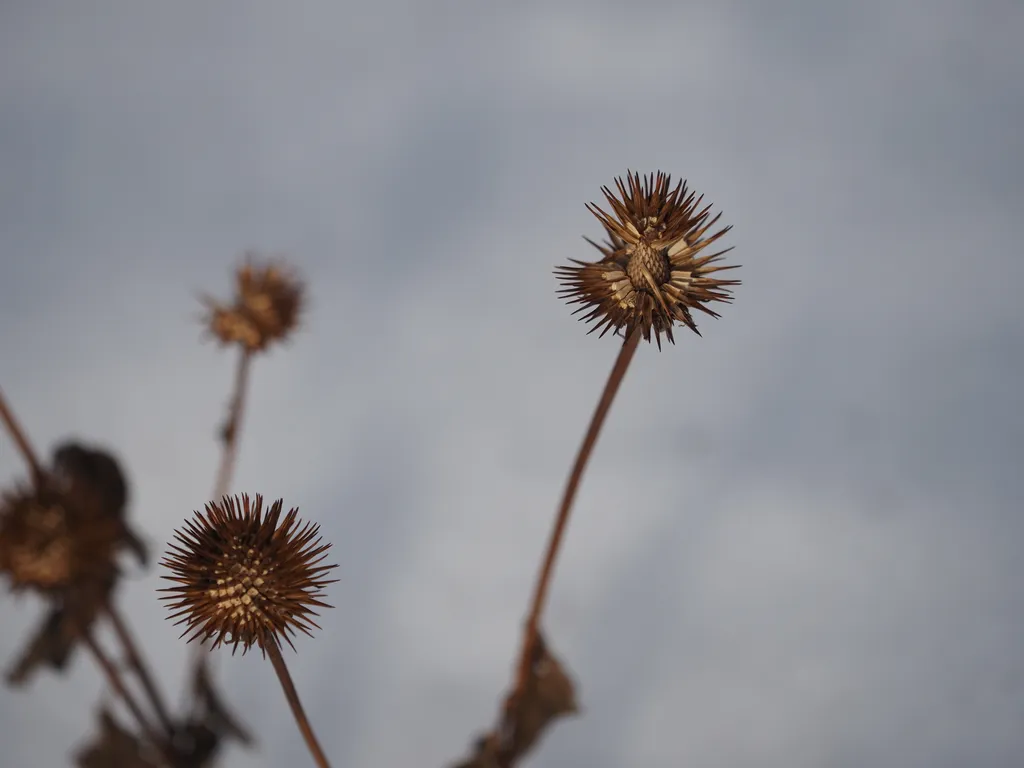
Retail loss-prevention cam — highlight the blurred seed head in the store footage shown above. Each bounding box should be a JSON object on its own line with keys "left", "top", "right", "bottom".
{"left": 555, "top": 171, "right": 740, "bottom": 348}
{"left": 51, "top": 441, "right": 148, "bottom": 565}
{"left": 160, "top": 494, "right": 336, "bottom": 655}
{"left": 203, "top": 254, "right": 303, "bottom": 353}
{"left": 0, "top": 481, "right": 120, "bottom": 593}
{"left": 52, "top": 442, "right": 128, "bottom": 517}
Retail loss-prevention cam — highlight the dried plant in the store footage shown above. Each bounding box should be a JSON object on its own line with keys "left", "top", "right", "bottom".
{"left": 454, "top": 171, "right": 738, "bottom": 767}
{"left": 160, "top": 494, "right": 336, "bottom": 655}
{"left": 161, "top": 494, "right": 336, "bottom": 767}
{"left": 202, "top": 255, "right": 304, "bottom": 354}
{"left": 1, "top": 171, "right": 738, "bottom": 768}
{"left": 556, "top": 171, "right": 738, "bottom": 347}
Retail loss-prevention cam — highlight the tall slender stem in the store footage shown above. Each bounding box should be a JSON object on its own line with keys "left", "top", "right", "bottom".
{"left": 0, "top": 386, "right": 45, "bottom": 488}
{"left": 104, "top": 602, "right": 175, "bottom": 737}
{"left": 266, "top": 638, "right": 333, "bottom": 768}
{"left": 212, "top": 348, "right": 253, "bottom": 502}
{"left": 79, "top": 626, "right": 165, "bottom": 751}
{"left": 507, "top": 327, "right": 641, "bottom": 714}
{"left": 193, "top": 348, "right": 254, "bottom": 670}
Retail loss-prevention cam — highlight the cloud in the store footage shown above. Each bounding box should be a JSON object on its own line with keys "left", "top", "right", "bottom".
{"left": 0, "top": 1, "right": 1022, "bottom": 767}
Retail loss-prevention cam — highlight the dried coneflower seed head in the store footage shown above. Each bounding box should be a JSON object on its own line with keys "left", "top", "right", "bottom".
{"left": 555, "top": 171, "right": 740, "bottom": 348}
{"left": 159, "top": 494, "right": 336, "bottom": 655}
{"left": 0, "top": 482, "right": 120, "bottom": 592}
{"left": 203, "top": 255, "right": 303, "bottom": 353}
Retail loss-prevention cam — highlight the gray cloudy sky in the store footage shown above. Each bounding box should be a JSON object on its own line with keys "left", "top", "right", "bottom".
{"left": 1, "top": 1, "right": 1023, "bottom": 767}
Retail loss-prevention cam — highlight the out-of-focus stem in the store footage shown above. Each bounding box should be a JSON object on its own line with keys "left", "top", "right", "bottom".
{"left": 212, "top": 348, "right": 253, "bottom": 502}
{"left": 105, "top": 602, "right": 175, "bottom": 737}
{"left": 80, "top": 626, "right": 168, "bottom": 758}
{"left": 0, "top": 386, "right": 45, "bottom": 488}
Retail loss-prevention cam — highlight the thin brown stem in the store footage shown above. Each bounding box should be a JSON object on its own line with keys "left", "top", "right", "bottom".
{"left": 79, "top": 626, "right": 165, "bottom": 751}
{"left": 266, "top": 637, "right": 333, "bottom": 768}
{"left": 104, "top": 602, "right": 175, "bottom": 737}
{"left": 507, "top": 327, "right": 642, "bottom": 714}
{"left": 0, "top": 386, "right": 45, "bottom": 488}
{"left": 212, "top": 348, "right": 253, "bottom": 502}
{"left": 193, "top": 347, "right": 254, "bottom": 670}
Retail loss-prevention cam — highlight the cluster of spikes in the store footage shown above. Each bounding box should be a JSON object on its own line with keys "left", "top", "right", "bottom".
{"left": 555, "top": 171, "right": 739, "bottom": 348}
{"left": 160, "top": 494, "right": 337, "bottom": 656}
{"left": 203, "top": 255, "right": 304, "bottom": 353}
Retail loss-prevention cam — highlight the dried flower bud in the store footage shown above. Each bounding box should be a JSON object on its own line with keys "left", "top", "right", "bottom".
{"left": 160, "top": 494, "right": 336, "bottom": 655}
{"left": 556, "top": 171, "right": 740, "bottom": 347}
{"left": 203, "top": 255, "right": 303, "bottom": 353}
{"left": 0, "top": 482, "right": 120, "bottom": 593}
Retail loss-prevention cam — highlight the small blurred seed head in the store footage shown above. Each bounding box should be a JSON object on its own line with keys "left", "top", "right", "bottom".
{"left": 159, "top": 494, "right": 336, "bottom": 655}
{"left": 203, "top": 254, "right": 303, "bottom": 353}
{"left": 0, "top": 482, "right": 120, "bottom": 593}
{"left": 555, "top": 171, "right": 740, "bottom": 348}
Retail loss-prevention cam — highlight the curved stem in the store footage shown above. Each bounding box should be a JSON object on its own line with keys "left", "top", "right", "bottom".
{"left": 266, "top": 638, "right": 333, "bottom": 768}
{"left": 105, "top": 602, "right": 175, "bottom": 737}
{"left": 507, "top": 327, "right": 641, "bottom": 714}
{"left": 0, "top": 386, "right": 45, "bottom": 488}
{"left": 212, "top": 348, "right": 253, "bottom": 502}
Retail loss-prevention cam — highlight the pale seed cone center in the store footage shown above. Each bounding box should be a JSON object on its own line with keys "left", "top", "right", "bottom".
{"left": 625, "top": 239, "right": 670, "bottom": 291}
{"left": 209, "top": 548, "right": 276, "bottom": 632}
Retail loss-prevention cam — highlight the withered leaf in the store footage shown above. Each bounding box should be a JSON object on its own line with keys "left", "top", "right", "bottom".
{"left": 5, "top": 578, "right": 112, "bottom": 687}
{"left": 450, "top": 732, "right": 501, "bottom": 768}
{"left": 75, "top": 709, "right": 161, "bottom": 768}
{"left": 497, "top": 633, "right": 579, "bottom": 765}
{"left": 6, "top": 604, "right": 79, "bottom": 685}
{"left": 169, "top": 722, "right": 221, "bottom": 767}
{"left": 190, "top": 657, "right": 255, "bottom": 747}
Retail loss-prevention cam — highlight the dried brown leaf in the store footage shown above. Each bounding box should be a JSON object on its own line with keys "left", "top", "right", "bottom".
{"left": 75, "top": 709, "right": 161, "bottom": 768}
{"left": 451, "top": 733, "right": 501, "bottom": 768}
{"left": 5, "top": 573, "right": 114, "bottom": 686}
{"left": 168, "top": 722, "right": 220, "bottom": 767}
{"left": 6, "top": 604, "right": 80, "bottom": 685}
{"left": 190, "top": 656, "right": 255, "bottom": 747}
{"left": 497, "top": 633, "right": 579, "bottom": 765}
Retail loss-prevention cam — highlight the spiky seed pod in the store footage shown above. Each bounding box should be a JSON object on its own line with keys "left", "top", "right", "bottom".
{"left": 203, "top": 255, "right": 303, "bottom": 353}
{"left": 159, "top": 494, "right": 336, "bottom": 655}
{"left": 555, "top": 171, "right": 740, "bottom": 348}
{"left": 0, "top": 482, "right": 121, "bottom": 593}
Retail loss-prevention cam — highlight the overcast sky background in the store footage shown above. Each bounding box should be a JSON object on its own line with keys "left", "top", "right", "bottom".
{"left": 1, "top": 2, "right": 1023, "bottom": 767}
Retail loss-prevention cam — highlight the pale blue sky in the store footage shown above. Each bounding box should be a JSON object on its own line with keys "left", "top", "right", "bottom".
{"left": 1, "top": 2, "right": 1023, "bottom": 767}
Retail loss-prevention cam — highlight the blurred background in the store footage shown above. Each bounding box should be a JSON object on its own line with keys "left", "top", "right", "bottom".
{"left": 1, "top": 1, "right": 1022, "bottom": 766}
